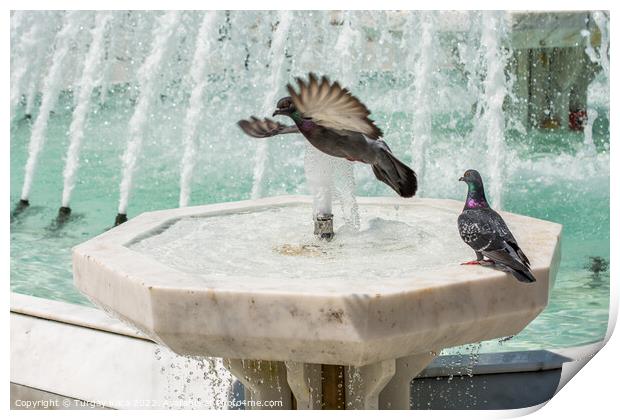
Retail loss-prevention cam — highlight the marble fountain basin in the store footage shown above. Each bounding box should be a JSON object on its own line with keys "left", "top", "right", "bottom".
{"left": 72, "top": 196, "right": 561, "bottom": 409}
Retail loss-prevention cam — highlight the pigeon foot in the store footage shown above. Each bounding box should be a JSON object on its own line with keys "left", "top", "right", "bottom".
{"left": 461, "top": 260, "right": 481, "bottom": 265}
{"left": 461, "top": 259, "right": 494, "bottom": 266}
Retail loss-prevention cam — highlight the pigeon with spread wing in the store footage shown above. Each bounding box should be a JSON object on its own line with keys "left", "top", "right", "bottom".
{"left": 238, "top": 73, "right": 417, "bottom": 198}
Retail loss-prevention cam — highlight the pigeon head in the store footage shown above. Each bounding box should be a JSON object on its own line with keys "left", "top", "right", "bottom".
{"left": 273, "top": 96, "right": 296, "bottom": 117}
{"left": 459, "top": 169, "right": 488, "bottom": 208}
{"left": 459, "top": 169, "right": 484, "bottom": 187}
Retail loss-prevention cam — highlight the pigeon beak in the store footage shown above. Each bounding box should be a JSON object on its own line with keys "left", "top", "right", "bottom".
{"left": 272, "top": 109, "right": 281, "bottom": 117}
{"left": 459, "top": 176, "right": 464, "bottom": 182}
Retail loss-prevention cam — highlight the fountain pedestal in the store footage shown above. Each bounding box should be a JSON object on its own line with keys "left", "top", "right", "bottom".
{"left": 72, "top": 196, "right": 561, "bottom": 410}
{"left": 225, "top": 354, "right": 434, "bottom": 410}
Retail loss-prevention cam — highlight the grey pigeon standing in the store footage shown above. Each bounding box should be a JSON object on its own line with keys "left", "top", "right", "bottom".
{"left": 238, "top": 73, "right": 417, "bottom": 197}
{"left": 457, "top": 169, "right": 536, "bottom": 283}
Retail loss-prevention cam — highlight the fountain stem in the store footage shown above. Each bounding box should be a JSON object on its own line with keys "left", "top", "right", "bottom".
{"left": 321, "top": 364, "right": 345, "bottom": 409}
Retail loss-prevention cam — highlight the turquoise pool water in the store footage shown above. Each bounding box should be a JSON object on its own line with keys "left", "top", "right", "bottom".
{"left": 10, "top": 82, "right": 609, "bottom": 353}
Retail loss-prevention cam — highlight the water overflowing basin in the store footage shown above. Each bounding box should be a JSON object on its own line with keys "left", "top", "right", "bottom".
{"left": 73, "top": 195, "right": 561, "bottom": 409}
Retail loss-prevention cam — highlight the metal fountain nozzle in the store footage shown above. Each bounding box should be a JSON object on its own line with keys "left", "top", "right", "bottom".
{"left": 114, "top": 213, "right": 128, "bottom": 226}
{"left": 314, "top": 213, "right": 334, "bottom": 241}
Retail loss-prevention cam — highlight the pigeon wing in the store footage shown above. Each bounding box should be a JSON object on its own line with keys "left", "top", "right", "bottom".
{"left": 287, "top": 73, "right": 383, "bottom": 140}
{"left": 237, "top": 117, "right": 299, "bottom": 138}
{"left": 458, "top": 211, "right": 494, "bottom": 252}
{"left": 487, "top": 209, "right": 531, "bottom": 267}
{"left": 482, "top": 246, "right": 537, "bottom": 283}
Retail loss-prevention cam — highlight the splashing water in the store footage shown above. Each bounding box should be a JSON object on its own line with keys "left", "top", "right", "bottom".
{"left": 9, "top": 11, "right": 610, "bottom": 358}
{"left": 587, "top": 12, "right": 610, "bottom": 81}
{"left": 154, "top": 346, "right": 234, "bottom": 409}
{"left": 61, "top": 12, "right": 113, "bottom": 208}
{"left": 477, "top": 11, "right": 510, "bottom": 210}
{"left": 332, "top": 161, "right": 360, "bottom": 230}
{"left": 179, "top": 12, "right": 219, "bottom": 207}
{"left": 118, "top": 11, "right": 181, "bottom": 215}
{"left": 296, "top": 11, "right": 363, "bottom": 228}
{"left": 128, "top": 204, "right": 492, "bottom": 288}
{"left": 20, "top": 11, "right": 90, "bottom": 201}
{"left": 408, "top": 12, "right": 436, "bottom": 195}
{"left": 331, "top": 12, "right": 361, "bottom": 229}
{"left": 583, "top": 12, "right": 609, "bottom": 122}
{"left": 581, "top": 108, "right": 598, "bottom": 156}
{"left": 10, "top": 12, "right": 66, "bottom": 120}
{"left": 96, "top": 14, "right": 124, "bottom": 106}
{"left": 10, "top": 12, "right": 47, "bottom": 120}
{"left": 250, "top": 11, "right": 292, "bottom": 200}
{"left": 23, "top": 15, "right": 62, "bottom": 119}
{"left": 304, "top": 146, "right": 334, "bottom": 216}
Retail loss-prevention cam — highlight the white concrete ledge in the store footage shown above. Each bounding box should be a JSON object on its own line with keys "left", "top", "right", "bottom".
{"left": 11, "top": 293, "right": 604, "bottom": 397}
{"left": 11, "top": 293, "right": 234, "bottom": 409}
{"left": 10, "top": 293, "right": 147, "bottom": 341}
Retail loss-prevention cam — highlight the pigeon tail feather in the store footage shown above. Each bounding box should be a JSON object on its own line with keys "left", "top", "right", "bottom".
{"left": 483, "top": 248, "right": 537, "bottom": 283}
{"left": 500, "top": 264, "right": 537, "bottom": 283}
{"left": 372, "top": 149, "right": 417, "bottom": 198}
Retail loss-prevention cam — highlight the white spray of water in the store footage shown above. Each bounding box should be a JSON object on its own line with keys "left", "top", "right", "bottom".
{"left": 20, "top": 11, "right": 90, "bottom": 201}
{"left": 582, "top": 108, "right": 598, "bottom": 156}
{"left": 95, "top": 12, "right": 120, "bottom": 105}
{"left": 10, "top": 11, "right": 27, "bottom": 39}
{"left": 591, "top": 12, "right": 609, "bottom": 80}
{"left": 60, "top": 13, "right": 113, "bottom": 208}
{"left": 178, "top": 12, "right": 218, "bottom": 207}
{"left": 294, "top": 11, "right": 361, "bottom": 228}
{"left": 250, "top": 10, "right": 292, "bottom": 199}
{"left": 26, "top": 13, "right": 65, "bottom": 119}
{"left": 10, "top": 11, "right": 30, "bottom": 115}
{"left": 9, "top": 11, "right": 29, "bottom": 69}
{"left": 478, "top": 11, "right": 510, "bottom": 209}
{"left": 334, "top": 11, "right": 360, "bottom": 59}
{"left": 581, "top": 12, "right": 608, "bottom": 156}
{"left": 23, "top": 18, "right": 57, "bottom": 119}
{"left": 330, "top": 11, "right": 363, "bottom": 230}
{"left": 584, "top": 12, "right": 609, "bottom": 120}
{"left": 408, "top": 12, "right": 436, "bottom": 196}
{"left": 304, "top": 146, "right": 335, "bottom": 217}
{"left": 117, "top": 11, "right": 181, "bottom": 215}
{"left": 10, "top": 12, "right": 54, "bottom": 120}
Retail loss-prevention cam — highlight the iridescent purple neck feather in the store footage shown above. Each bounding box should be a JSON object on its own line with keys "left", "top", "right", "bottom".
{"left": 464, "top": 182, "right": 489, "bottom": 209}
{"left": 291, "top": 112, "right": 316, "bottom": 133}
